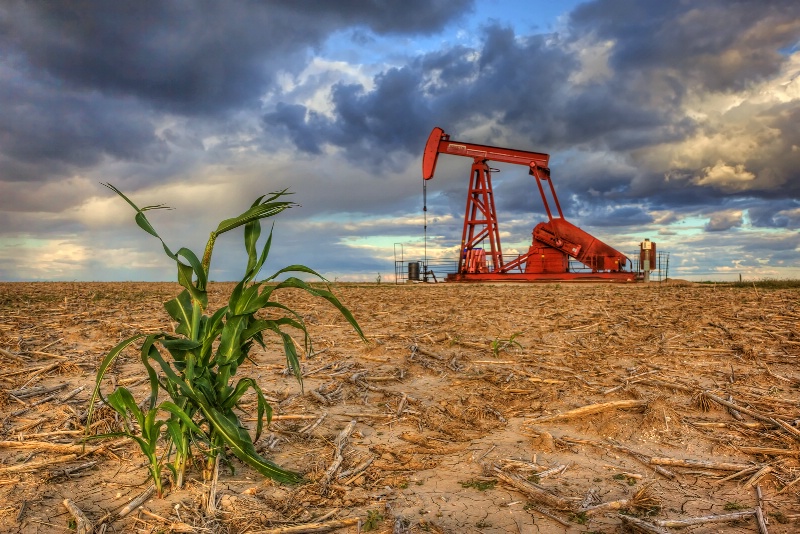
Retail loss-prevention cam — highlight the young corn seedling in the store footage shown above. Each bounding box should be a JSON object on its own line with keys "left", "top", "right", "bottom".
{"left": 490, "top": 332, "right": 523, "bottom": 357}
{"left": 85, "top": 386, "right": 198, "bottom": 497}
{"left": 87, "top": 184, "right": 364, "bottom": 492}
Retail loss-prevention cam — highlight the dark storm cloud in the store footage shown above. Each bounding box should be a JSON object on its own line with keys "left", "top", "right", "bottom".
{"left": 569, "top": 0, "right": 800, "bottom": 92}
{"left": 748, "top": 200, "right": 800, "bottom": 229}
{"left": 264, "top": 17, "right": 692, "bottom": 160}
{"left": 266, "top": 66, "right": 435, "bottom": 165}
{"left": 583, "top": 206, "right": 654, "bottom": 228}
{"left": 1, "top": 0, "right": 473, "bottom": 113}
{"left": 0, "top": 62, "right": 165, "bottom": 181}
{"left": 265, "top": 25, "right": 580, "bottom": 160}
{"left": 267, "top": 0, "right": 800, "bottom": 218}
{"left": 0, "top": 0, "right": 472, "bottom": 188}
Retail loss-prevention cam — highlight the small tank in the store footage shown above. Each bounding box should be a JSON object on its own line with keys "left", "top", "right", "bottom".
{"left": 408, "top": 262, "right": 421, "bottom": 281}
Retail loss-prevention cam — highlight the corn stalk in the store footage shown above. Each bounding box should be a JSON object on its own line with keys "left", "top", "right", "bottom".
{"left": 87, "top": 185, "right": 364, "bottom": 491}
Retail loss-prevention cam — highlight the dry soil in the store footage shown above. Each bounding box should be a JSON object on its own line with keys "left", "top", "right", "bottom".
{"left": 0, "top": 281, "right": 799, "bottom": 533}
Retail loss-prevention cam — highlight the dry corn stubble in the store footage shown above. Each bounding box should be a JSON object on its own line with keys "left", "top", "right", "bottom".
{"left": 0, "top": 280, "right": 799, "bottom": 533}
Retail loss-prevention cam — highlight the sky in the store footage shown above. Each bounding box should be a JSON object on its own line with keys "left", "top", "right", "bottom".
{"left": 1, "top": 0, "right": 799, "bottom": 283}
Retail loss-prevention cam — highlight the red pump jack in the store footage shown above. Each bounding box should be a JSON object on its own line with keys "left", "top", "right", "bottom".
{"left": 423, "top": 127, "right": 653, "bottom": 282}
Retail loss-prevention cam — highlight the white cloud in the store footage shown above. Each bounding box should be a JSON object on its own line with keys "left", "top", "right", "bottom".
{"left": 272, "top": 57, "right": 377, "bottom": 119}
{"left": 704, "top": 209, "right": 743, "bottom": 231}
{"left": 694, "top": 162, "right": 755, "bottom": 191}
{"left": 635, "top": 50, "right": 800, "bottom": 193}
{"left": 568, "top": 36, "right": 614, "bottom": 86}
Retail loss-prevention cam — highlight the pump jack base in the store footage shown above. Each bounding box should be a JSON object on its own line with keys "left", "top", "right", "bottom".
{"left": 445, "top": 272, "right": 638, "bottom": 283}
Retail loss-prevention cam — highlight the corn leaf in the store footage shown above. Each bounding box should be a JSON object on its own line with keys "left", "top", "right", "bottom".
{"left": 217, "top": 315, "right": 247, "bottom": 366}
{"left": 140, "top": 335, "right": 164, "bottom": 410}
{"left": 213, "top": 198, "right": 294, "bottom": 236}
{"left": 87, "top": 333, "right": 146, "bottom": 433}
{"left": 164, "top": 290, "right": 194, "bottom": 337}
{"left": 174, "top": 247, "right": 207, "bottom": 292}
{"left": 199, "top": 401, "right": 302, "bottom": 484}
{"left": 102, "top": 183, "right": 177, "bottom": 259}
{"left": 275, "top": 277, "right": 365, "bottom": 341}
{"left": 249, "top": 225, "right": 274, "bottom": 282}
{"left": 243, "top": 196, "right": 265, "bottom": 277}
{"left": 222, "top": 377, "right": 272, "bottom": 440}
{"left": 160, "top": 401, "right": 203, "bottom": 435}
{"left": 263, "top": 264, "right": 324, "bottom": 283}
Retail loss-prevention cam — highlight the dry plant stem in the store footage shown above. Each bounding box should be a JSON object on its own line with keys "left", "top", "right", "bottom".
{"left": 738, "top": 446, "right": 799, "bottom": 457}
{"left": 412, "top": 345, "right": 446, "bottom": 360}
{"left": 619, "top": 515, "right": 670, "bottom": 534}
{"left": 580, "top": 499, "right": 629, "bottom": 515}
{"left": 602, "top": 369, "right": 661, "bottom": 395}
{"left": 756, "top": 484, "right": 765, "bottom": 509}
{"left": 15, "top": 429, "right": 83, "bottom": 439}
{"left": 341, "top": 455, "right": 374, "bottom": 485}
{"left": 97, "top": 483, "right": 156, "bottom": 526}
{"left": 25, "top": 350, "right": 68, "bottom": 360}
{"left": 0, "top": 441, "right": 103, "bottom": 454}
{"left": 524, "top": 505, "right": 572, "bottom": 528}
{"left": 11, "top": 385, "right": 85, "bottom": 416}
{"left": 48, "top": 461, "right": 98, "bottom": 479}
{"left": 321, "top": 420, "right": 356, "bottom": 488}
{"left": 311, "top": 509, "right": 339, "bottom": 522}
{"left": 717, "top": 465, "right": 760, "bottom": 484}
{"left": 0, "top": 362, "right": 60, "bottom": 379}
{"left": 8, "top": 383, "right": 67, "bottom": 399}
{"left": 561, "top": 436, "right": 677, "bottom": 479}
{"left": 649, "top": 457, "right": 755, "bottom": 471}
{"left": 744, "top": 465, "right": 773, "bottom": 488}
{"left": 727, "top": 394, "right": 744, "bottom": 421}
{"left": 703, "top": 392, "right": 800, "bottom": 442}
{"left": 777, "top": 473, "right": 800, "bottom": 494}
{"left": 207, "top": 454, "right": 221, "bottom": 516}
{"left": 244, "top": 414, "right": 318, "bottom": 422}
{"left": 16, "top": 499, "right": 27, "bottom": 522}
{"left": 139, "top": 508, "right": 193, "bottom": 530}
{"left": 499, "top": 458, "right": 543, "bottom": 472}
{"left": 537, "top": 464, "right": 567, "bottom": 479}
{"left": 653, "top": 509, "right": 756, "bottom": 527}
{"left": 299, "top": 412, "right": 327, "bottom": 435}
{"left": 340, "top": 412, "right": 393, "bottom": 418}
{"left": 0, "top": 453, "right": 76, "bottom": 474}
{"left": 58, "top": 385, "right": 86, "bottom": 402}
{"left": 21, "top": 362, "right": 65, "bottom": 383}
{"left": 396, "top": 393, "right": 408, "bottom": 417}
{"left": 62, "top": 498, "right": 92, "bottom": 534}
{"left": 492, "top": 467, "right": 575, "bottom": 511}
{"left": 251, "top": 516, "right": 360, "bottom": 533}
{"left": 0, "top": 346, "right": 26, "bottom": 363}
{"left": 13, "top": 418, "right": 50, "bottom": 433}
{"left": 528, "top": 399, "right": 647, "bottom": 424}
{"left": 754, "top": 506, "right": 769, "bottom": 534}
{"left": 117, "top": 487, "right": 155, "bottom": 518}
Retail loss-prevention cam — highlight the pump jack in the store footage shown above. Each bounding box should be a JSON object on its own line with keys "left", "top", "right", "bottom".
{"left": 423, "top": 127, "right": 652, "bottom": 282}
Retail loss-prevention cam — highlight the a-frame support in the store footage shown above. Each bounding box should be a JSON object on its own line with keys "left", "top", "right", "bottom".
{"left": 458, "top": 160, "right": 503, "bottom": 274}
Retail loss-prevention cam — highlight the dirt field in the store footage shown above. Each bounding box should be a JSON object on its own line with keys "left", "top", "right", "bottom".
{"left": 1, "top": 281, "right": 799, "bottom": 533}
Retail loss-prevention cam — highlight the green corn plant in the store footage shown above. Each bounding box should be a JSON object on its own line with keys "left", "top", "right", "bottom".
{"left": 490, "top": 332, "right": 523, "bottom": 357}
{"left": 85, "top": 386, "right": 198, "bottom": 497}
{"left": 87, "top": 184, "right": 364, "bottom": 491}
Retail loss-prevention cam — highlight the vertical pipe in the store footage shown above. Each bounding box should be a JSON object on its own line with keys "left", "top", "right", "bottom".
{"left": 423, "top": 180, "right": 427, "bottom": 276}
